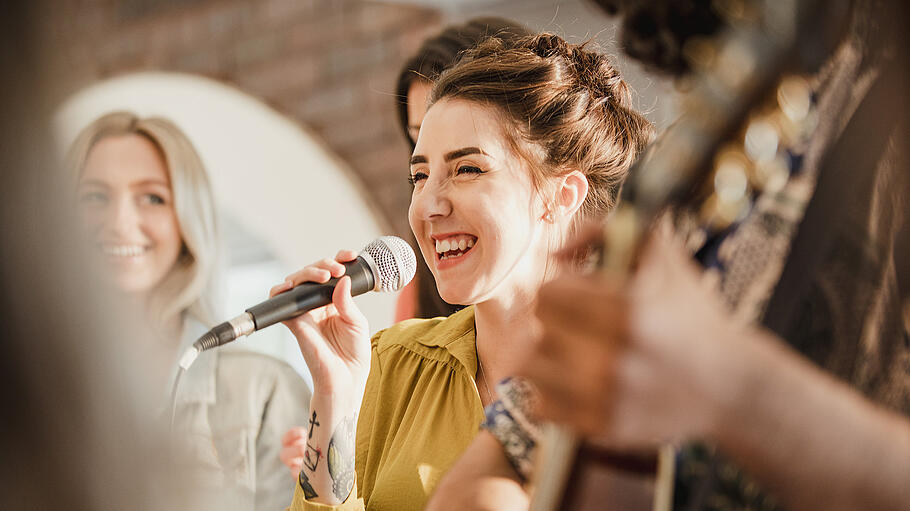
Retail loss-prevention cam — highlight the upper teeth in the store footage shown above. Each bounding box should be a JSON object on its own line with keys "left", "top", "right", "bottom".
{"left": 435, "top": 236, "right": 475, "bottom": 254}
{"left": 102, "top": 245, "right": 148, "bottom": 257}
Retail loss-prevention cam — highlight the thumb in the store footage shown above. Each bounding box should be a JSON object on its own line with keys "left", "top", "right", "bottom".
{"left": 332, "top": 276, "right": 367, "bottom": 326}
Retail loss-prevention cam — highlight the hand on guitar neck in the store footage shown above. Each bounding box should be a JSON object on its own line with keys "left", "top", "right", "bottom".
{"left": 520, "top": 223, "right": 739, "bottom": 447}
{"left": 517, "top": 222, "right": 910, "bottom": 511}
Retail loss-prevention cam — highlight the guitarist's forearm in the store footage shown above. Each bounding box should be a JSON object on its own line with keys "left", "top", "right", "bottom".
{"left": 426, "top": 430, "right": 528, "bottom": 511}
{"left": 711, "top": 327, "right": 910, "bottom": 511}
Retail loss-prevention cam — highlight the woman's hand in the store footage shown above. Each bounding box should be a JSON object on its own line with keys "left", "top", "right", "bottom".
{"left": 270, "top": 251, "right": 368, "bottom": 504}
{"left": 269, "top": 250, "right": 371, "bottom": 401}
{"left": 279, "top": 426, "right": 307, "bottom": 479}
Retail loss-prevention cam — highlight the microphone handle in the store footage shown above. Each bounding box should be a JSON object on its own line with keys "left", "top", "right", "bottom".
{"left": 246, "top": 257, "right": 375, "bottom": 331}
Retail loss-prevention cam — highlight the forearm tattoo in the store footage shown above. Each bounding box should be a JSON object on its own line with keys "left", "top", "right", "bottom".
{"left": 327, "top": 415, "right": 356, "bottom": 501}
{"left": 304, "top": 410, "right": 322, "bottom": 472}
{"left": 308, "top": 411, "right": 320, "bottom": 438}
{"left": 300, "top": 411, "right": 322, "bottom": 499}
{"left": 304, "top": 443, "right": 321, "bottom": 472}
{"left": 299, "top": 468, "right": 319, "bottom": 499}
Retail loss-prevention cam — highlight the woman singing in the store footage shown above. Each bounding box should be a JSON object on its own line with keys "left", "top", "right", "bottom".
{"left": 277, "top": 34, "right": 652, "bottom": 510}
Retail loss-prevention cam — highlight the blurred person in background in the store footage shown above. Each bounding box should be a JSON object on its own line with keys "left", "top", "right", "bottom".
{"left": 1, "top": 2, "right": 175, "bottom": 510}
{"left": 67, "top": 111, "right": 312, "bottom": 511}
{"left": 391, "top": 16, "right": 532, "bottom": 321}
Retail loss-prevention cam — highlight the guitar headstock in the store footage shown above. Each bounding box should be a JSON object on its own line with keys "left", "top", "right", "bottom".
{"left": 692, "top": 72, "right": 817, "bottom": 234}
{"left": 616, "top": 0, "right": 845, "bottom": 243}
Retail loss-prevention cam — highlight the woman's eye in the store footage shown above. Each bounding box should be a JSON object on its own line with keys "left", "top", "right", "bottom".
{"left": 140, "top": 193, "right": 166, "bottom": 205}
{"left": 408, "top": 172, "right": 428, "bottom": 185}
{"left": 79, "top": 191, "right": 107, "bottom": 205}
{"left": 456, "top": 165, "right": 484, "bottom": 175}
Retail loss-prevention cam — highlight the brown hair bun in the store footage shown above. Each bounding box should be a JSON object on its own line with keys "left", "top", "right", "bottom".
{"left": 432, "top": 33, "right": 654, "bottom": 223}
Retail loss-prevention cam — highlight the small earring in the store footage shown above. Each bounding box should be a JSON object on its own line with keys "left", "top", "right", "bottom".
{"left": 543, "top": 210, "right": 554, "bottom": 223}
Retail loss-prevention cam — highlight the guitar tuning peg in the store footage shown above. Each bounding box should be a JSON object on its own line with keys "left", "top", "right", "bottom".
{"left": 697, "top": 145, "right": 754, "bottom": 231}
{"left": 744, "top": 116, "right": 780, "bottom": 163}
{"left": 777, "top": 75, "right": 812, "bottom": 122}
{"left": 699, "top": 193, "right": 752, "bottom": 232}
{"left": 713, "top": 145, "right": 752, "bottom": 203}
{"left": 753, "top": 155, "right": 790, "bottom": 194}
{"left": 767, "top": 107, "right": 801, "bottom": 149}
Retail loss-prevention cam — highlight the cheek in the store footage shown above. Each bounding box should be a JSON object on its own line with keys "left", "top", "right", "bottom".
{"left": 146, "top": 208, "right": 183, "bottom": 252}
{"left": 407, "top": 199, "right": 419, "bottom": 234}
{"left": 407, "top": 201, "right": 434, "bottom": 264}
{"left": 80, "top": 207, "right": 106, "bottom": 232}
{"left": 471, "top": 191, "right": 523, "bottom": 234}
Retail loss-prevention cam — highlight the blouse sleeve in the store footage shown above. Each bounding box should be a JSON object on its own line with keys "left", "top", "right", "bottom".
{"left": 287, "top": 481, "right": 365, "bottom": 511}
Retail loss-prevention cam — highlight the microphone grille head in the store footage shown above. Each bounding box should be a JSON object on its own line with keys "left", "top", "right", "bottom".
{"left": 361, "top": 236, "right": 417, "bottom": 292}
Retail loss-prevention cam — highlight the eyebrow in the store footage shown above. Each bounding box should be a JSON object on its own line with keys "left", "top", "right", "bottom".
{"left": 78, "top": 179, "right": 110, "bottom": 188}
{"left": 409, "top": 147, "right": 487, "bottom": 166}
{"left": 78, "top": 179, "right": 170, "bottom": 188}
{"left": 133, "top": 179, "right": 170, "bottom": 188}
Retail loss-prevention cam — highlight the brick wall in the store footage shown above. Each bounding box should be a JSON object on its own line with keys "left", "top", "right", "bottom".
{"left": 44, "top": 0, "right": 443, "bottom": 237}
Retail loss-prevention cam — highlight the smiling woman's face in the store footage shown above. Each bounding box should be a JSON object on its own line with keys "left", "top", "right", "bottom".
{"left": 408, "top": 98, "right": 552, "bottom": 306}
{"left": 78, "top": 134, "right": 183, "bottom": 296}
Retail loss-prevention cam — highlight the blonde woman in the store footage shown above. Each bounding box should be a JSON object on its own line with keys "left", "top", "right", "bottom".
{"left": 69, "top": 112, "right": 312, "bottom": 510}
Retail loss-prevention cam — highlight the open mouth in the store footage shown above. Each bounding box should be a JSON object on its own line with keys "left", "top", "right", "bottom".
{"left": 99, "top": 243, "right": 150, "bottom": 258}
{"left": 434, "top": 234, "right": 477, "bottom": 261}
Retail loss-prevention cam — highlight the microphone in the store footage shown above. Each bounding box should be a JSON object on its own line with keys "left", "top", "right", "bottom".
{"left": 178, "top": 236, "right": 416, "bottom": 369}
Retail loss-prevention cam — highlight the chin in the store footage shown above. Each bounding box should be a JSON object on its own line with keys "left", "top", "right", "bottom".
{"left": 114, "top": 275, "right": 157, "bottom": 295}
{"left": 434, "top": 284, "right": 466, "bottom": 306}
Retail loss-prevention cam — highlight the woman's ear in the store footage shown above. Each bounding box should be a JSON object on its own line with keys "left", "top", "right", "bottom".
{"left": 553, "top": 170, "right": 588, "bottom": 221}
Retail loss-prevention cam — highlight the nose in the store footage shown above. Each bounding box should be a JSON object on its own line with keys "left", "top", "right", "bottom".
{"left": 105, "top": 195, "right": 142, "bottom": 237}
{"left": 410, "top": 176, "right": 452, "bottom": 221}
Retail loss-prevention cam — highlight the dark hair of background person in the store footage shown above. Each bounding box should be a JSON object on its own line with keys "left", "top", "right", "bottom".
{"left": 395, "top": 17, "right": 532, "bottom": 319}
{"left": 588, "top": 0, "right": 903, "bottom": 78}
{"left": 395, "top": 17, "right": 533, "bottom": 150}
{"left": 0, "top": 2, "right": 175, "bottom": 509}
{"left": 431, "top": 33, "right": 654, "bottom": 226}
{"left": 588, "top": 0, "right": 724, "bottom": 76}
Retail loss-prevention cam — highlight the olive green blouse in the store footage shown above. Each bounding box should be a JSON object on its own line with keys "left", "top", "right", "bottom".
{"left": 288, "top": 306, "right": 485, "bottom": 511}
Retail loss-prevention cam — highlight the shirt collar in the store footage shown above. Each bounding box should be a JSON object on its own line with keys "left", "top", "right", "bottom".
{"left": 414, "top": 306, "right": 478, "bottom": 376}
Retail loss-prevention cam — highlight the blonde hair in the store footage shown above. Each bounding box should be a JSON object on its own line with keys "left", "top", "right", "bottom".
{"left": 68, "top": 111, "right": 218, "bottom": 329}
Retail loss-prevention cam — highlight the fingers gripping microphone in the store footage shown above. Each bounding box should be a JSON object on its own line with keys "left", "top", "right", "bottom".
{"left": 178, "top": 236, "right": 416, "bottom": 370}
